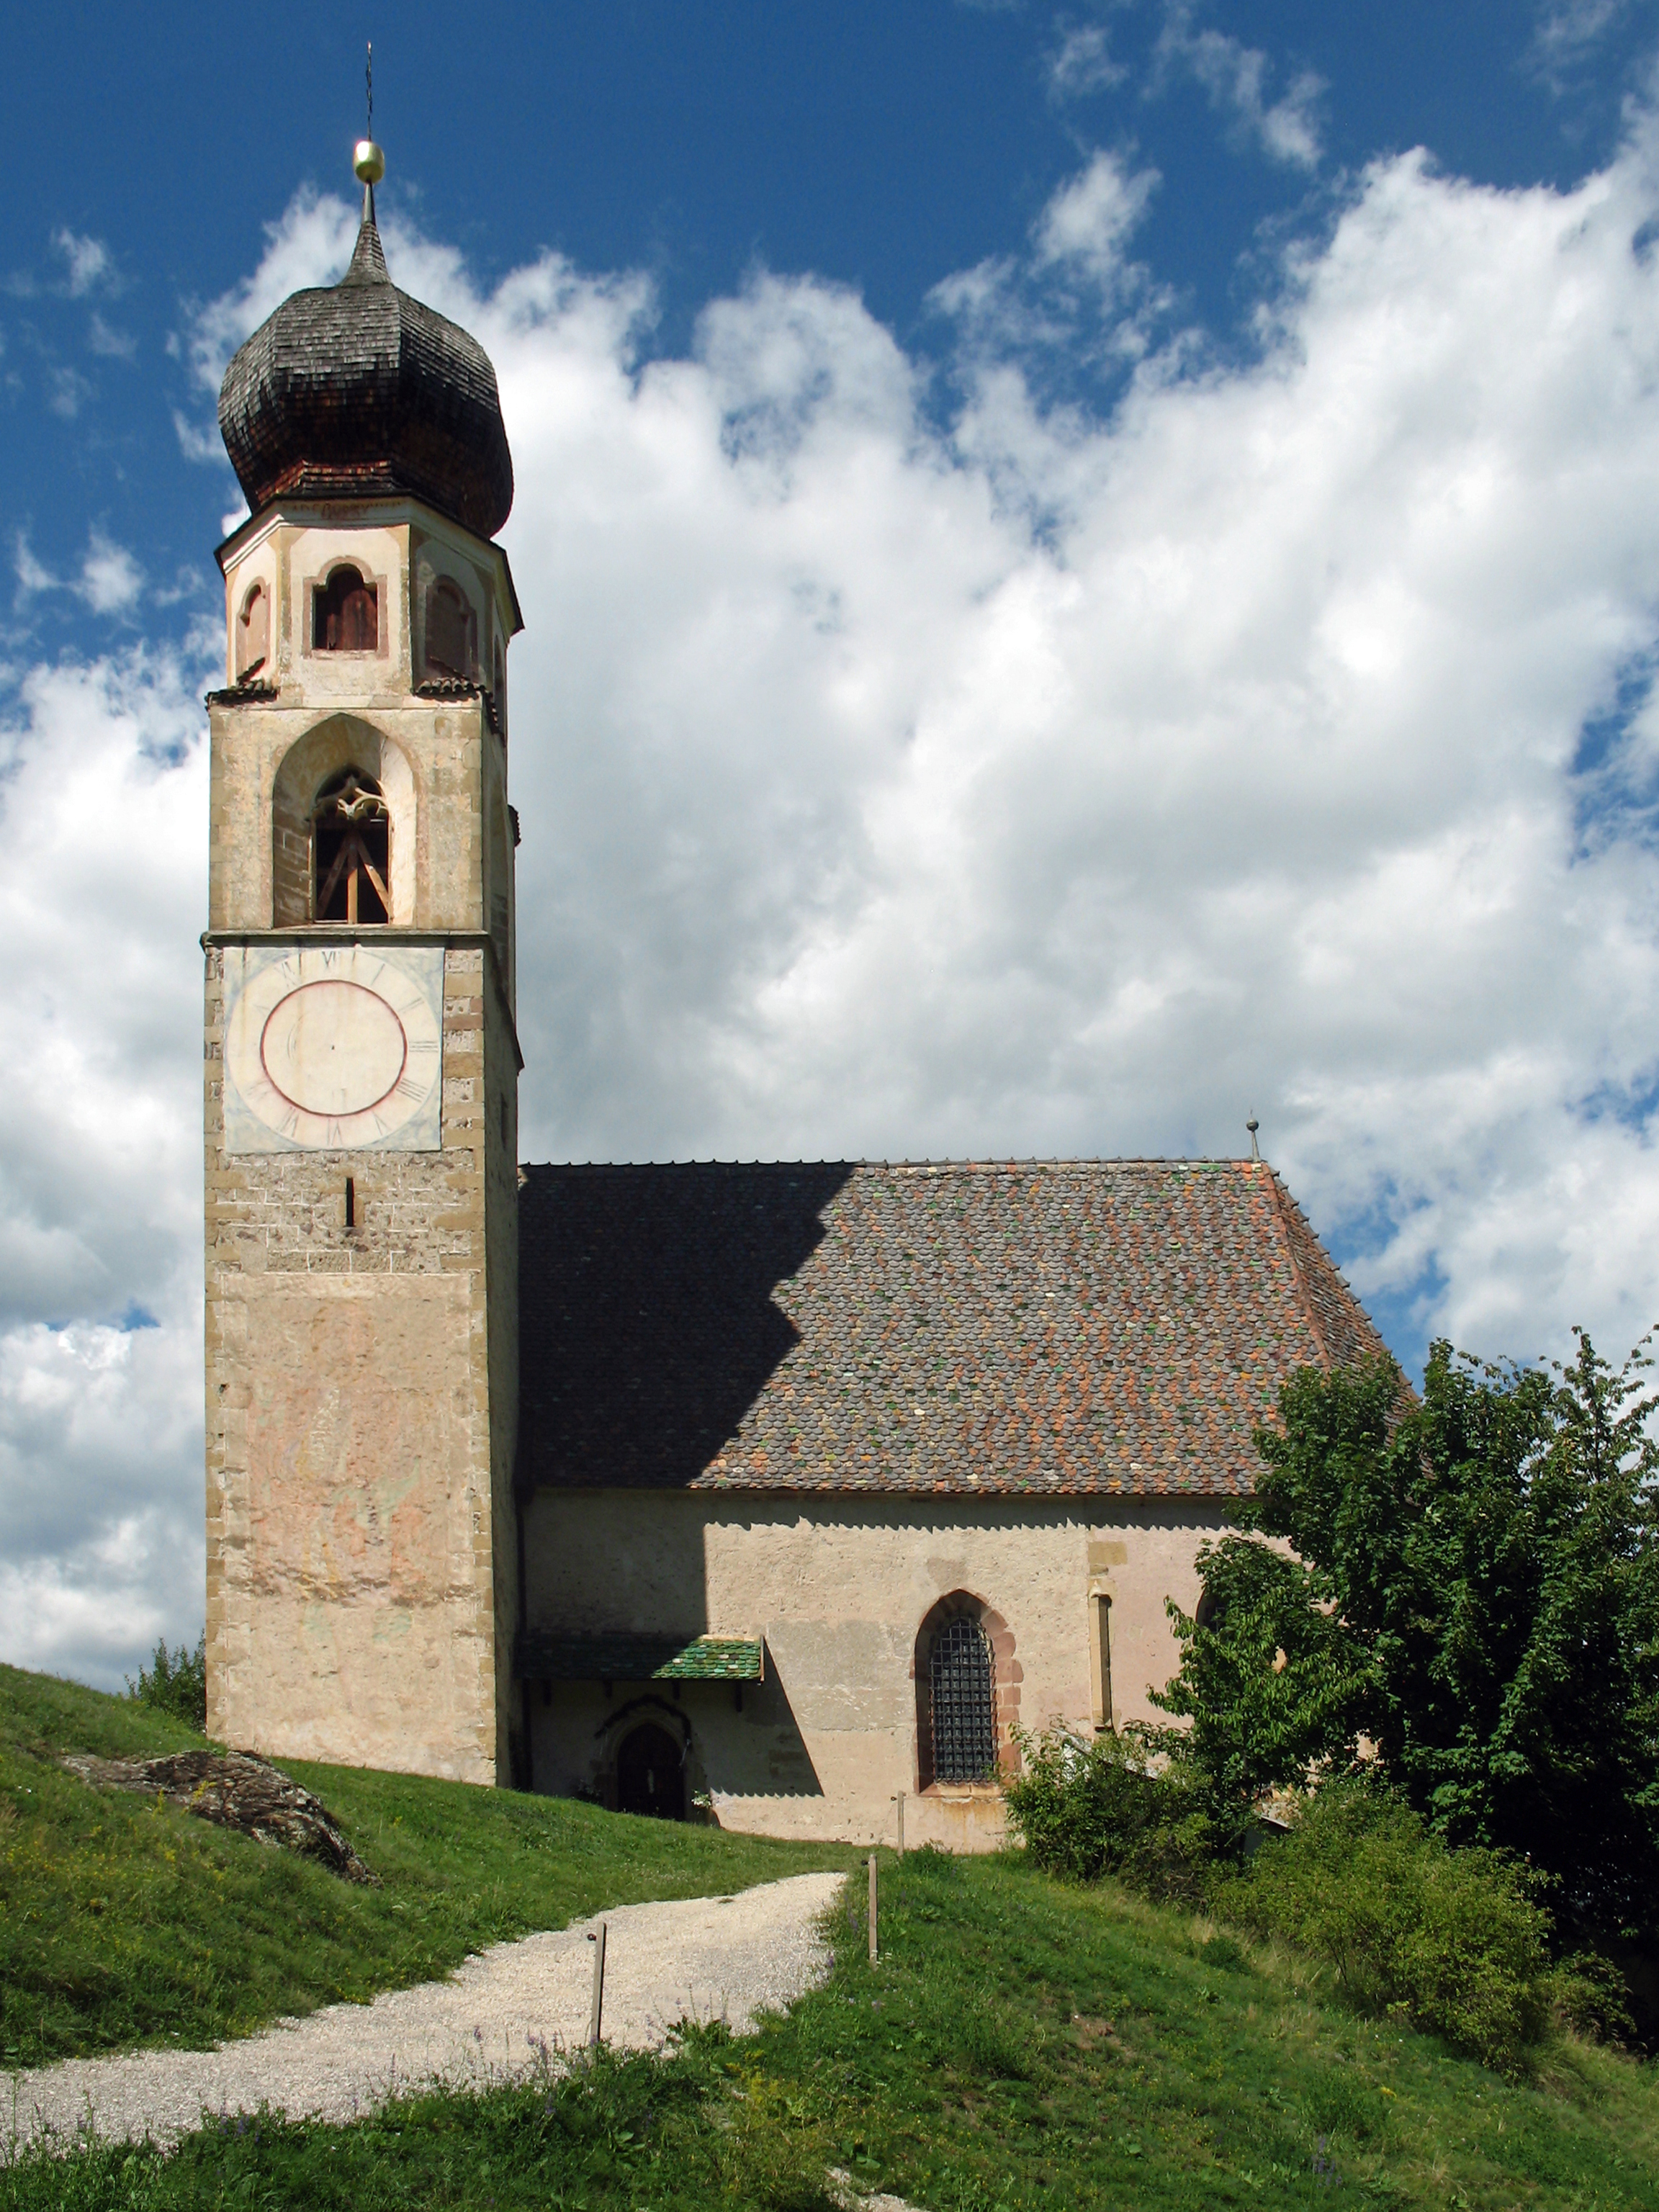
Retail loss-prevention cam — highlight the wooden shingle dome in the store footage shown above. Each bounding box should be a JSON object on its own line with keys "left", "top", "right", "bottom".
{"left": 217, "top": 199, "right": 513, "bottom": 541}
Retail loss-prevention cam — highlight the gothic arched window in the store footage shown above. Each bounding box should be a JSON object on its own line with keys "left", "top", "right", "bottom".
{"left": 313, "top": 565, "right": 378, "bottom": 652}
{"left": 928, "top": 1616, "right": 997, "bottom": 1784}
{"left": 423, "top": 577, "right": 475, "bottom": 679}
{"left": 313, "top": 768, "right": 390, "bottom": 923}
{"left": 493, "top": 637, "right": 507, "bottom": 740}
{"left": 236, "top": 580, "right": 269, "bottom": 679}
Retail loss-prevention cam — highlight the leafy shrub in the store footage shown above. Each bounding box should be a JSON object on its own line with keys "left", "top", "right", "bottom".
{"left": 1546, "top": 1950, "right": 1637, "bottom": 2046}
{"left": 1245, "top": 1336, "right": 1659, "bottom": 1952}
{"left": 1002, "top": 1724, "right": 1233, "bottom": 1905}
{"left": 1215, "top": 1781, "right": 1554, "bottom": 2073}
{"left": 125, "top": 1635, "right": 207, "bottom": 1731}
{"left": 1002, "top": 1725, "right": 1174, "bottom": 1882}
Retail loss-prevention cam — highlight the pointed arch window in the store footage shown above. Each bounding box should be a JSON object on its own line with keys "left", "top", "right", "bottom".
{"left": 313, "top": 768, "right": 390, "bottom": 923}
{"left": 929, "top": 1617, "right": 997, "bottom": 1784}
{"left": 313, "top": 565, "right": 378, "bottom": 652}
{"left": 236, "top": 580, "right": 269, "bottom": 679}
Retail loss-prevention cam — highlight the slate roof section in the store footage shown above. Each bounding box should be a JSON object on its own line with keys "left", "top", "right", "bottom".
{"left": 218, "top": 202, "right": 513, "bottom": 540}
{"left": 516, "top": 1159, "right": 1389, "bottom": 1499}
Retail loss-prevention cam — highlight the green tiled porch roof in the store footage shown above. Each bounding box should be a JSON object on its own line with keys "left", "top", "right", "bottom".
{"left": 516, "top": 1633, "right": 764, "bottom": 1683}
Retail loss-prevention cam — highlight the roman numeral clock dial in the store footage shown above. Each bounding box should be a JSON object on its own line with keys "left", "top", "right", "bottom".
{"left": 221, "top": 943, "right": 444, "bottom": 1153}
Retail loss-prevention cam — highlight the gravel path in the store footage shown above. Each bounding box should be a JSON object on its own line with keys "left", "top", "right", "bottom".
{"left": 5, "top": 1870, "right": 846, "bottom": 2152}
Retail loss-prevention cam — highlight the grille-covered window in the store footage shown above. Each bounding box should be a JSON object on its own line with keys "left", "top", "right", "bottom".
{"left": 930, "top": 1617, "right": 997, "bottom": 1783}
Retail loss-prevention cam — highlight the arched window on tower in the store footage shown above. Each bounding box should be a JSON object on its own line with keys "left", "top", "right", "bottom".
{"left": 423, "top": 576, "right": 475, "bottom": 680}
{"left": 313, "top": 768, "right": 390, "bottom": 923}
{"left": 928, "top": 1616, "right": 997, "bottom": 1784}
{"left": 236, "top": 580, "right": 269, "bottom": 680}
{"left": 313, "top": 565, "right": 378, "bottom": 652}
{"left": 493, "top": 637, "right": 507, "bottom": 741}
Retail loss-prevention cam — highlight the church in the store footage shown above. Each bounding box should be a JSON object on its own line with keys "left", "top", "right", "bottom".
{"left": 200, "top": 140, "right": 1388, "bottom": 1851}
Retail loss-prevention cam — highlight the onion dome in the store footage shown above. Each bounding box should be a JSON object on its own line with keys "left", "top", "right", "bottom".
{"left": 217, "top": 166, "right": 513, "bottom": 541}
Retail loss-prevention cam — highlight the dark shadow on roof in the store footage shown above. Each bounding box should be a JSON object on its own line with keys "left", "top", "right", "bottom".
{"left": 518, "top": 1163, "right": 853, "bottom": 1493}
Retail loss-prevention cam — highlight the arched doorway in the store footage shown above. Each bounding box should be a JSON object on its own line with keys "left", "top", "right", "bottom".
{"left": 616, "top": 1722, "right": 685, "bottom": 1820}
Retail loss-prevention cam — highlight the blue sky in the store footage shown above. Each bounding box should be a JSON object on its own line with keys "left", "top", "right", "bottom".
{"left": 7, "top": 0, "right": 1659, "bottom": 1683}
{"left": 6, "top": 2, "right": 1657, "bottom": 645}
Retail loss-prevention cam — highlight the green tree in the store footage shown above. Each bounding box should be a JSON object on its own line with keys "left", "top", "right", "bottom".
{"left": 1147, "top": 1535, "right": 1371, "bottom": 1819}
{"left": 1158, "top": 1334, "right": 1659, "bottom": 1945}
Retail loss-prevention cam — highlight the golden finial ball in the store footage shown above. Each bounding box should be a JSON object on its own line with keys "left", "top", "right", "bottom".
{"left": 354, "top": 139, "right": 385, "bottom": 186}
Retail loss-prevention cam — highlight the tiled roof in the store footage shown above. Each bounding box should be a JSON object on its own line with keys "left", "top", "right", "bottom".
{"left": 516, "top": 1160, "right": 1389, "bottom": 1499}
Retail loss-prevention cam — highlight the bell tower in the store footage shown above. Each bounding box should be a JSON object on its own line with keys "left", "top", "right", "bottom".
{"left": 202, "top": 139, "right": 524, "bottom": 1785}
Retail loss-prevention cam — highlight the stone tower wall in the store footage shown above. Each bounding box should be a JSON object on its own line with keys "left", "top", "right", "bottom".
{"left": 203, "top": 504, "right": 521, "bottom": 1785}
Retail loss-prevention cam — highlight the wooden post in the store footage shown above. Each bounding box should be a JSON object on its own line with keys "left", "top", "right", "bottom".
{"left": 896, "top": 1789, "right": 905, "bottom": 1857}
{"left": 587, "top": 1922, "right": 607, "bottom": 2046}
{"left": 868, "top": 1853, "right": 878, "bottom": 1965}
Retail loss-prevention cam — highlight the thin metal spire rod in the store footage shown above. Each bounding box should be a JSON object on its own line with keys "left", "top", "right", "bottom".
{"left": 353, "top": 47, "right": 385, "bottom": 216}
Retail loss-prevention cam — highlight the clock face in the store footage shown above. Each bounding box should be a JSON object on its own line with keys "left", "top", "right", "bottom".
{"left": 222, "top": 943, "right": 444, "bottom": 1152}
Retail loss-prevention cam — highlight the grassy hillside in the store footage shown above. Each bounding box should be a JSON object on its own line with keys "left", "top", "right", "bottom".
{"left": 8, "top": 1840, "right": 1659, "bottom": 2208}
{"left": 0, "top": 1663, "right": 850, "bottom": 2068}
{"left": 4, "top": 1663, "right": 1658, "bottom": 2208}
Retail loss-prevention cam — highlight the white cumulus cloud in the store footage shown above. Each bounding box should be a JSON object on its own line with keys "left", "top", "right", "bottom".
{"left": 52, "top": 228, "right": 116, "bottom": 298}
{"left": 1047, "top": 20, "right": 1128, "bottom": 99}
{"left": 1035, "top": 150, "right": 1159, "bottom": 280}
{"left": 76, "top": 531, "right": 144, "bottom": 614}
{"left": 0, "top": 650, "right": 206, "bottom": 1684}
{"left": 1155, "top": 4, "right": 1325, "bottom": 169}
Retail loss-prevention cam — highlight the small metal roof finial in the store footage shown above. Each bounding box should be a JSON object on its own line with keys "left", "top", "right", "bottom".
{"left": 1246, "top": 1116, "right": 1262, "bottom": 1164}
{"left": 354, "top": 43, "right": 385, "bottom": 215}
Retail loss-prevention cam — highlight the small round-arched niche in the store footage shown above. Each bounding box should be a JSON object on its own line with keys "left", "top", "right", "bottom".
{"left": 271, "top": 716, "right": 417, "bottom": 927}
{"left": 235, "top": 580, "right": 269, "bottom": 680}
{"left": 313, "top": 562, "right": 378, "bottom": 652}
{"left": 423, "top": 574, "right": 477, "bottom": 681}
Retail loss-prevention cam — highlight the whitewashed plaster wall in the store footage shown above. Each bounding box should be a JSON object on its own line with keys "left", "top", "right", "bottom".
{"left": 522, "top": 1490, "right": 1228, "bottom": 1848}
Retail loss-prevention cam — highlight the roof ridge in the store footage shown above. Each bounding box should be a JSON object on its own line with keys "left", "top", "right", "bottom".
{"left": 1259, "top": 1163, "right": 1330, "bottom": 1372}
{"left": 518, "top": 1156, "right": 1261, "bottom": 1172}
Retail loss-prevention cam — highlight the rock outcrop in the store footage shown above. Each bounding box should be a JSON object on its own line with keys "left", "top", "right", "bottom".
{"left": 62, "top": 1749, "right": 377, "bottom": 1884}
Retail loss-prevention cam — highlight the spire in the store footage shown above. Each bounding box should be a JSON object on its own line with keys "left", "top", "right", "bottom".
{"left": 343, "top": 199, "right": 390, "bottom": 287}
{"left": 349, "top": 85, "right": 389, "bottom": 289}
